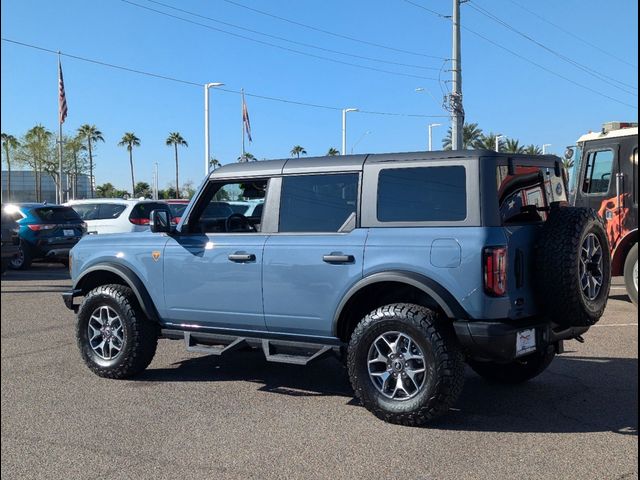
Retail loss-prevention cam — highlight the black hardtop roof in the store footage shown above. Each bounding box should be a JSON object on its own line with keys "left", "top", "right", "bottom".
{"left": 209, "top": 150, "right": 561, "bottom": 179}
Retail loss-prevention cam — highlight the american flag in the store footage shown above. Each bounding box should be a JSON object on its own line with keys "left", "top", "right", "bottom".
{"left": 58, "top": 58, "right": 68, "bottom": 124}
{"left": 242, "top": 90, "right": 252, "bottom": 142}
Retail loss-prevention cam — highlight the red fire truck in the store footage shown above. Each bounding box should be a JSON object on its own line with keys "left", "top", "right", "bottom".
{"left": 568, "top": 121, "right": 638, "bottom": 305}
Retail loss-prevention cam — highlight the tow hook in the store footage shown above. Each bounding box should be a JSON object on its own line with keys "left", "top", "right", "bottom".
{"left": 574, "top": 335, "right": 585, "bottom": 343}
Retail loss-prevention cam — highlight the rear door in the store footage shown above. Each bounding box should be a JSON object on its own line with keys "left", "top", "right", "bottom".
{"left": 72, "top": 202, "right": 127, "bottom": 234}
{"left": 262, "top": 173, "right": 365, "bottom": 337}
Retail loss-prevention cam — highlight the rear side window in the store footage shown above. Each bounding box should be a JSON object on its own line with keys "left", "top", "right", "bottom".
{"left": 582, "top": 149, "right": 614, "bottom": 194}
{"left": 129, "top": 203, "right": 167, "bottom": 222}
{"left": 73, "top": 203, "right": 126, "bottom": 220}
{"left": 34, "top": 207, "right": 81, "bottom": 222}
{"left": 279, "top": 173, "right": 358, "bottom": 232}
{"left": 377, "top": 166, "right": 466, "bottom": 222}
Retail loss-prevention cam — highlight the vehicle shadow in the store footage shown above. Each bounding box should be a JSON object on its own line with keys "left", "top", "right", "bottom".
{"left": 609, "top": 294, "right": 633, "bottom": 304}
{"left": 137, "top": 350, "right": 637, "bottom": 434}
{"left": 1, "top": 264, "right": 70, "bottom": 282}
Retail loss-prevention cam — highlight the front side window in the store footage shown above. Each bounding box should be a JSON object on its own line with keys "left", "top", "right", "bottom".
{"left": 582, "top": 149, "right": 614, "bottom": 194}
{"left": 377, "top": 166, "right": 466, "bottom": 222}
{"left": 279, "top": 173, "right": 358, "bottom": 233}
{"left": 190, "top": 180, "right": 266, "bottom": 233}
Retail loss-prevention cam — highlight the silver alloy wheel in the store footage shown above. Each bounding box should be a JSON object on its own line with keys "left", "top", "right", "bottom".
{"left": 579, "top": 233, "right": 604, "bottom": 301}
{"left": 634, "top": 259, "right": 638, "bottom": 293}
{"left": 367, "top": 331, "right": 427, "bottom": 400}
{"left": 88, "top": 306, "right": 125, "bottom": 361}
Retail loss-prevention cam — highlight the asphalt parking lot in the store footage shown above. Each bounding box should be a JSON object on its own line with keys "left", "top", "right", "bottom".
{"left": 1, "top": 264, "right": 637, "bottom": 480}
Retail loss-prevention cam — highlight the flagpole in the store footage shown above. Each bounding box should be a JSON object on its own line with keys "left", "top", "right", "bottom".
{"left": 57, "top": 52, "right": 63, "bottom": 204}
{"left": 241, "top": 88, "right": 246, "bottom": 162}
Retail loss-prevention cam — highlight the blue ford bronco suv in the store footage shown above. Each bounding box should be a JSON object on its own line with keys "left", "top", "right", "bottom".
{"left": 63, "top": 151, "right": 611, "bottom": 425}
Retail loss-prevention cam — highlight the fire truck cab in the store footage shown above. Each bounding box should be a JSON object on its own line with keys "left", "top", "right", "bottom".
{"left": 567, "top": 121, "right": 638, "bottom": 305}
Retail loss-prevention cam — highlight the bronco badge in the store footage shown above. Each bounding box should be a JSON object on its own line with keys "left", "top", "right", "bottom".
{"left": 152, "top": 251, "right": 161, "bottom": 262}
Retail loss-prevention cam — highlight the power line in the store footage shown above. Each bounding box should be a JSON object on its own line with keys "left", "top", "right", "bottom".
{"left": 146, "top": 0, "right": 440, "bottom": 71}
{"left": 504, "top": 0, "right": 637, "bottom": 69}
{"left": 120, "top": 0, "right": 440, "bottom": 82}
{"left": 460, "top": 26, "right": 637, "bottom": 108}
{"left": 401, "top": 0, "right": 637, "bottom": 108}
{"left": 1, "top": 38, "right": 449, "bottom": 118}
{"left": 401, "top": 0, "right": 450, "bottom": 19}
{"left": 221, "top": 0, "right": 447, "bottom": 60}
{"left": 467, "top": 2, "right": 637, "bottom": 94}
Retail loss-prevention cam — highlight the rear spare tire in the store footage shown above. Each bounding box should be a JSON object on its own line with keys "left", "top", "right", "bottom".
{"left": 535, "top": 206, "right": 610, "bottom": 327}
{"left": 624, "top": 243, "right": 638, "bottom": 306}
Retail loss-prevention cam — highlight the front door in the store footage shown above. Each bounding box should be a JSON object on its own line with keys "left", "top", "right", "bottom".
{"left": 262, "top": 172, "right": 365, "bottom": 337}
{"left": 163, "top": 180, "right": 269, "bottom": 330}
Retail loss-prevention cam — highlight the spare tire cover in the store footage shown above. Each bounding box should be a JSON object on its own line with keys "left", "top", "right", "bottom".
{"left": 535, "top": 206, "right": 611, "bottom": 327}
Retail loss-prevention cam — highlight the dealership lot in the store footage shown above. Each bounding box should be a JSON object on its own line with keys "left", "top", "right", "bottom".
{"left": 1, "top": 265, "right": 637, "bottom": 480}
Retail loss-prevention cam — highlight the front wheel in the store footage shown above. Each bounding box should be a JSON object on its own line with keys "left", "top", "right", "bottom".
{"left": 347, "top": 304, "right": 465, "bottom": 426}
{"left": 467, "top": 347, "right": 556, "bottom": 384}
{"left": 623, "top": 244, "right": 638, "bottom": 306}
{"left": 76, "top": 284, "right": 158, "bottom": 379}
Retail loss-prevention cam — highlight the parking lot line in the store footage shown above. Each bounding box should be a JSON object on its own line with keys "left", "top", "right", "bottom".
{"left": 592, "top": 323, "right": 638, "bottom": 327}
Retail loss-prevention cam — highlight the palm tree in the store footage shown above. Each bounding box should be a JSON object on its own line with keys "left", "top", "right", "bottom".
{"left": 77, "top": 125, "right": 104, "bottom": 198}
{"left": 524, "top": 144, "right": 542, "bottom": 155}
{"left": 65, "top": 135, "right": 87, "bottom": 198}
{"left": 473, "top": 133, "right": 502, "bottom": 151}
{"left": 118, "top": 133, "right": 140, "bottom": 197}
{"left": 503, "top": 138, "right": 525, "bottom": 154}
{"left": 290, "top": 145, "right": 307, "bottom": 158}
{"left": 166, "top": 132, "right": 188, "bottom": 199}
{"left": 23, "top": 125, "right": 53, "bottom": 201}
{"left": 327, "top": 147, "right": 340, "bottom": 156}
{"left": 442, "top": 122, "right": 483, "bottom": 150}
{"left": 237, "top": 152, "right": 256, "bottom": 162}
{"left": 1, "top": 133, "right": 20, "bottom": 200}
{"left": 209, "top": 157, "right": 221, "bottom": 170}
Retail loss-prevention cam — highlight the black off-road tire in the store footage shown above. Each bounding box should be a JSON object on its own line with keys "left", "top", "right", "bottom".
{"left": 535, "top": 206, "right": 610, "bottom": 327}
{"left": 467, "top": 347, "right": 555, "bottom": 384}
{"left": 347, "top": 303, "right": 465, "bottom": 426}
{"left": 76, "top": 284, "right": 159, "bottom": 379}
{"left": 9, "top": 240, "right": 32, "bottom": 270}
{"left": 623, "top": 244, "right": 638, "bottom": 306}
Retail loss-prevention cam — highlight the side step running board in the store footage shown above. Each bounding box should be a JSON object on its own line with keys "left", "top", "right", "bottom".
{"left": 262, "top": 340, "right": 335, "bottom": 366}
{"left": 184, "top": 332, "right": 248, "bottom": 356}
{"left": 181, "top": 331, "right": 338, "bottom": 366}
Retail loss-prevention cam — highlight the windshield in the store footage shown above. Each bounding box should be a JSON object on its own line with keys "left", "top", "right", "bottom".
{"left": 567, "top": 145, "right": 583, "bottom": 204}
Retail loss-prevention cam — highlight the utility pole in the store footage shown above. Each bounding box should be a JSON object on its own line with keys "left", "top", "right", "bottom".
{"left": 450, "top": 0, "right": 464, "bottom": 150}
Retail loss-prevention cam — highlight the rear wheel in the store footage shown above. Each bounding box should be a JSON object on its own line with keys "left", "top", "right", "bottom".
{"left": 347, "top": 303, "right": 465, "bottom": 426}
{"left": 467, "top": 347, "right": 555, "bottom": 384}
{"left": 9, "top": 241, "right": 32, "bottom": 270}
{"left": 624, "top": 244, "right": 638, "bottom": 306}
{"left": 76, "top": 284, "right": 158, "bottom": 378}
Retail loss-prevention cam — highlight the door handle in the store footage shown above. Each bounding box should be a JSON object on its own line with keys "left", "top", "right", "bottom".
{"left": 323, "top": 254, "right": 355, "bottom": 264}
{"left": 228, "top": 252, "right": 256, "bottom": 262}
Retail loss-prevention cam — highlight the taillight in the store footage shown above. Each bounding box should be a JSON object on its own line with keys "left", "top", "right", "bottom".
{"left": 129, "top": 218, "right": 150, "bottom": 225}
{"left": 172, "top": 217, "right": 181, "bottom": 224}
{"left": 484, "top": 247, "right": 508, "bottom": 297}
{"left": 27, "top": 224, "right": 57, "bottom": 231}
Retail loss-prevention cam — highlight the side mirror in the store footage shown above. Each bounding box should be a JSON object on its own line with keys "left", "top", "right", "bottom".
{"left": 149, "top": 209, "right": 172, "bottom": 233}
{"left": 564, "top": 147, "right": 574, "bottom": 160}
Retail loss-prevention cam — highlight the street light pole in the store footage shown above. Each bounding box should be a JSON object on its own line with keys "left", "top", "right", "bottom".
{"left": 451, "top": 0, "right": 464, "bottom": 150}
{"left": 204, "top": 82, "right": 224, "bottom": 176}
{"left": 428, "top": 123, "right": 441, "bottom": 151}
{"left": 342, "top": 108, "right": 358, "bottom": 155}
{"left": 495, "top": 135, "right": 504, "bottom": 152}
{"left": 542, "top": 143, "right": 552, "bottom": 154}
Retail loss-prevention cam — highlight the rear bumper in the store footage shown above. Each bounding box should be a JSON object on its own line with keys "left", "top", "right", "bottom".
{"left": 453, "top": 320, "right": 589, "bottom": 362}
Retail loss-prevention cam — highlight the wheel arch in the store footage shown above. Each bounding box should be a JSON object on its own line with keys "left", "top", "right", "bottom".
{"left": 75, "top": 263, "right": 160, "bottom": 323}
{"left": 332, "top": 271, "right": 469, "bottom": 342}
{"left": 612, "top": 229, "right": 638, "bottom": 276}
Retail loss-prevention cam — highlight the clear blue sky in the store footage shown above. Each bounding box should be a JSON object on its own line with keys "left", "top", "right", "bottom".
{"left": 1, "top": 0, "right": 638, "bottom": 192}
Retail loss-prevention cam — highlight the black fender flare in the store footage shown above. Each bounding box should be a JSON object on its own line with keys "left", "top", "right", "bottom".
{"left": 74, "top": 262, "right": 160, "bottom": 323}
{"left": 332, "top": 270, "right": 471, "bottom": 336}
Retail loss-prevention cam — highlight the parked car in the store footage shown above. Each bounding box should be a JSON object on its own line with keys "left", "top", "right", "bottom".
{"left": 164, "top": 199, "right": 190, "bottom": 224}
{"left": 64, "top": 150, "right": 610, "bottom": 426}
{"left": 1, "top": 205, "right": 20, "bottom": 273}
{"left": 227, "top": 200, "right": 264, "bottom": 217}
{"left": 66, "top": 199, "right": 169, "bottom": 234}
{"left": 4, "top": 203, "right": 86, "bottom": 269}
